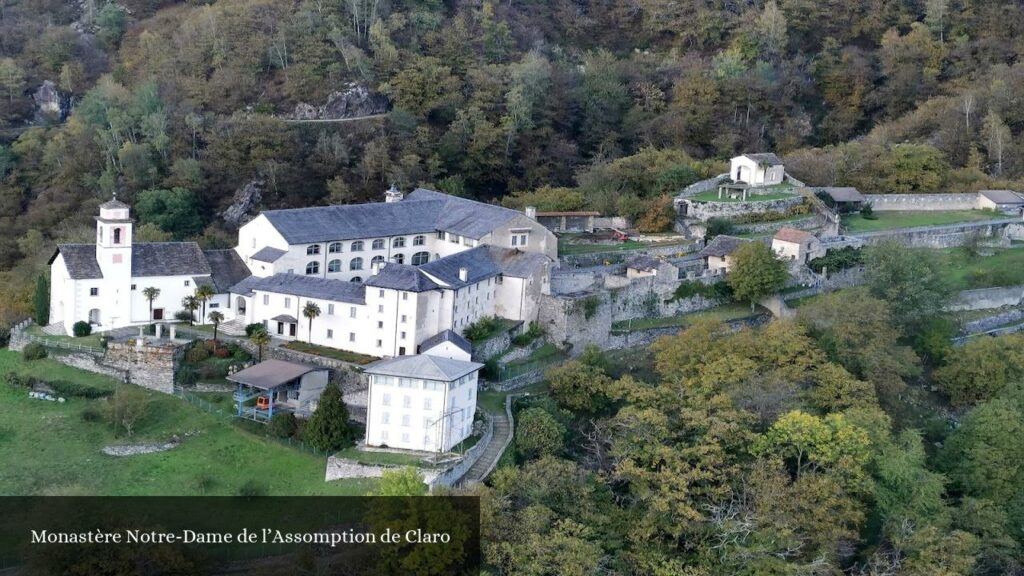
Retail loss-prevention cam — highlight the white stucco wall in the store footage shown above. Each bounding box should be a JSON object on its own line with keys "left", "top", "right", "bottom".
{"left": 364, "top": 371, "right": 477, "bottom": 452}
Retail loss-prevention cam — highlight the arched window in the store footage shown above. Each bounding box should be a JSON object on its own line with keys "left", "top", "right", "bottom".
{"left": 307, "top": 245, "right": 320, "bottom": 255}
{"left": 305, "top": 261, "right": 320, "bottom": 275}
{"left": 371, "top": 255, "right": 385, "bottom": 266}
{"left": 412, "top": 252, "right": 429, "bottom": 266}
{"left": 350, "top": 258, "right": 363, "bottom": 271}
{"left": 351, "top": 241, "right": 364, "bottom": 252}
{"left": 394, "top": 254, "right": 405, "bottom": 265}
{"left": 328, "top": 242, "right": 342, "bottom": 253}
{"left": 413, "top": 235, "right": 425, "bottom": 246}
{"left": 327, "top": 259, "right": 342, "bottom": 272}
{"left": 351, "top": 276, "right": 362, "bottom": 283}
{"left": 392, "top": 237, "right": 405, "bottom": 248}
{"left": 372, "top": 239, "right": 385, "bottom": 250}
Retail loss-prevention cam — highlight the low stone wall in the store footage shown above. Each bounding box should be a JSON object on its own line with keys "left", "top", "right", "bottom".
{"left": 963, "top": 307, "right": 1024, "bottom": 334}
{"left": 683, "top": 195, "right": 804, "bottom": 222}
{"left": 470, "top": 321, "right": 523, "bottom": 362}
{"left": 867, "top": 193, "right": 979, "bottom": 211}
{"left": 855, "top": 219, "right": 1019, "bottom": 248}
{"left": 104, "top": 340, "right": 186, "bottom": 394}
{"left": 733, "top": 215, "right": 819, "bottom": 235}
{"left": 593, "top": 216, "right": 630, "bottom": 229}
{"left": 949, "top": 286, "right": 1024, "bottom": 311}
{"left": 48, "top": 350, "right": 128, "bottom": 381}
{"left": 559, "top": 242, "right": 699, "bottom": 269}
{"left": 606, "top": 315, "right": 770, "bottom": 351}
{"left": 433, "top": 411, "right": 494, "bottom": 489}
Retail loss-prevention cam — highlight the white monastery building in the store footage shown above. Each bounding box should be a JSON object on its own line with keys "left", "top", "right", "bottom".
{"left": 730, "top": 153, "right": 785, "bottom": 186}
{"left": 48, "top": 188, "right": 556, "bottom": 363}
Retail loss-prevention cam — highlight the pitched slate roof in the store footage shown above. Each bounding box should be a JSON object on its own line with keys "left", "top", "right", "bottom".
{"left": 817, "top": 187, "right": 865, "bottom": 203}
{"left": 271, "top": 314, "right": 298, "bottom": 323}
{"left": 99, "top": 198, "right": 129, "bottom": 210}
{"left": 202, "top": 249, "right": 252, "bottom": 292}
{"left": 50, "top": 244, "right": 103, "bottom": 280}
{"left": 420, "top": 330, "right": 473, "bottom": 356}
{"left": 227, "top": 359, "right": 326, "bottom": 390}
{"left": 241, "top": 274, "right": 366, "bottom": 305}
{"left": 626, "top": 254, "right": 661, "bottom": 272}
{"left": 773, "top": 227, "right": 816, "bottom": 244}
{"left": 419, "top": 245, "right": 502, "bottom": 288}
{"left": 741, "top": 152, "right": 783, "bottom": 166}
{"left": 364, "top": 354, "right": 482, "bottom": 381}
{"left": 699, "top": 235, "right": 751, "bottom": 258}
{"left": 486, "top": 246, "right": 548, "bottom": 278}
{"left": 251, "top": 246, "right": 287, "bottom": 263}
{"left": 131, "top": 242, "right": 211, "bottom": 277}
{"left": 260, "top": 188, "right": 525, "bottom": 245}
{"left": 364, "top": 263, "right": 440, "bottom": 292}
{"left": 979, "top": 189, "right": 1024, "bottom": 204}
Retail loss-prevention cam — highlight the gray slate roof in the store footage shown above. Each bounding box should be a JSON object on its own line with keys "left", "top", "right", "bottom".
{"left": 420, "top": 245, "right": 502, "bottom": 288}
{"left": 699, "top": 235, "right": 751, "bottom": 258}
{"left": 251, "top": 246, "right": 287, "bottom": 263}
{"left": 239, "top": 274, "right": 366, "bottom": 305}
{"left": 365, "top": 354, "right": 482, "bottom": 381}
{"left": 271, "top": 314, "right": 298, "bottom": 323}
{"left": 227, "top": 359, "right": 326, "bottom": 390}
{"left": 420, "top": 330, "right": 473, "bottom": 355}
{"left": 202, "top": 249, "right": 252, "bottom": 292}
{"left": 132, "top": 242, "right": 211, "bottom": 277}
{"left": 486, "top": 246, "right": 549, "bottom": 278}
{"left": 626, "top": 254, "right": 661, "bottom": 272}
{"left": 50, "top": 242, "right": 211, "bottom": 280}
{"left": 260, "top": 188, "right": 524, "bottom": 244}
{"left": 817, "top": 187, "right": 866, "bottom": 203}
{"left": 51, "top": 244, "right": 103, "bottom": 280}
{"left": 742, "top": 153, "right": 783, "bottom": 166}
{"left": 980, "top": 189, "right": 1024, "bottom": 204}
{"left": 99, "top": 198, "right": 129, "bottom": 210}
{"left": 364, "top": 263, "right": 440, "bottom": 292}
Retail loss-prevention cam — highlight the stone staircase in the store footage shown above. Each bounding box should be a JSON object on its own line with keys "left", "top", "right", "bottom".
{"left": 459, "top": 403, "right": 512, "bottom": 484}
{"left": 40, "top": 322, "right": 65, "bottom": 336}
{"left": 220, "top": 318, "right": 248, "bottom": 336}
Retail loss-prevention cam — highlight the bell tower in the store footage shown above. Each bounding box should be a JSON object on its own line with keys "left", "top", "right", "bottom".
{"left": 95, "top": 194, "right": 134, "bottom": 325}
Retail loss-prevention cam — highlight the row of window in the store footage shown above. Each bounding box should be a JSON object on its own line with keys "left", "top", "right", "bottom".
{"left": 379, "top": 410, "right": 467, "bottom": 427}
{"left": 382, "top": 393, "right": 436, "bottom": 411}
{"left": 306, "top": 235, "right": 427, "bottom": 255}
{"left": 304, "top": 252, "right": 430, "bottom": 275}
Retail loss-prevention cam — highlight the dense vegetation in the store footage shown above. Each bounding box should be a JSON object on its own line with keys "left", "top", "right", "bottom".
{"left": 3, "top": 0, "right": 1024, "bottom": 324}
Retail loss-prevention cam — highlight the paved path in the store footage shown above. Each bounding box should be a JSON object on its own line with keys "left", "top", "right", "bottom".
{"left": 459, "top": 399, "right": 512, "bottom": 484}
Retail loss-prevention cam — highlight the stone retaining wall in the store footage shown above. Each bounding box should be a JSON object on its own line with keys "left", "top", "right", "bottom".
{"left": 433, "top": 411, "right": 494, "bottom": 489}
{"left": 104, "top": 340, "right": 186, "bottom": 394}
{"left": 683, "top": 195, "right": 804, "bottom": 222}
{"left": 949, "top": 286, "right": 1024, "bottom": 311}
{"left": 733, "top": 215, "right": 820, "bottom": 235}
{"left": 559, "top": 242, "right": 699, "bottom": 269}
{"left": 866, "top": 193, "right": 979, "bottom": 211}
{"left": 854, "top": 219, "right": 1019, "bottom": 248}
{"left": 470, "top": 322, "right": 523, "bottom": 362}
{"left": 963, "top": 307, "right": 1024, "bottom": 334}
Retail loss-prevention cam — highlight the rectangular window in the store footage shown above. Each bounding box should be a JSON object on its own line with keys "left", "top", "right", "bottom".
{"left": 327, "top": 304, "right": 334, "bottom": 315}
{"left": 130, "top": 284, "right": 136, "bottom": 290}
{"left": 401, "top": 414, "right": 410, "bottom": 427}
{"left": 382, "top": 393, "right": 391, "bottom": 407}
{"left": 263, "top": 295, "right": 269, "bottom": 305}
{"left": 377, "top": 304, "right": 384, "bottom": 313}
{"left": 402, "top": 292, "right": 408, "bottom": 301}
{"left": 210, "top": 303, "right": 219, "bottom": 308}
{"left": 511, "top": 235, "right": 517, "bottom": 247}
{"left": 379, "top": 289, "right": 385, "bottom": 297}
{"left": 326, "top": 329, "right": 333, "bottom": 339}
{"left": 380, "top": 430, "right": 388, "bottom": 441}
{"left": 424, "top": 398, "right": 433, "bottom": 410}
{"left": 350, "top": 306, "right": 357, "bottom": 318}
{"left": 401, "top": 432, "right": 410, "bottom": 443}
{"left": 400, "top": 331, "right": 406, "bottom": 340}
{"left": 349, "top": 332, "right": 355, "bottom": 342}
{"left": 376, "top": 339, "right": 382, "bottom": 348}
{"left": 89, "top": 287, "right": 99, "bottom": 296}
{"left": 402, "top": 395, "right": 411, "bottom": 408}
{"left": 112, "top": 254, "right": 122, "bottom": 264}
{"left": 284, "top": 297, "right": 291, "bottom": 307}
{"left": 184, "top": 280, "right": 190, "bottom": 287}
{"left": 400, "top": 315, "right": 407, "bottom": 323}
{"left": 381, "top": 412, "right": 390, "bottom": 425}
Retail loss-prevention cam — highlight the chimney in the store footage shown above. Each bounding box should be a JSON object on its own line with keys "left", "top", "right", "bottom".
{"left": 458, "top": 267, "right": 468, "bottom": 282}
{"left": 525, "top": 206, "right": 537, "bottom": 220}
{"left": 385, "top": 184, "right": 403, "bottom": 203}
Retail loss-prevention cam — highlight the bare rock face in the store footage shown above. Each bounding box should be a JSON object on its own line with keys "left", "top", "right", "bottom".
{"left": 33, "top": 81, "right": 71, "bottom": 123}
{"left": 290, "top": 83, "right": 390, "bottom": 120}
{"left": 221, "top": 179, "right": 264, "bottom": 228}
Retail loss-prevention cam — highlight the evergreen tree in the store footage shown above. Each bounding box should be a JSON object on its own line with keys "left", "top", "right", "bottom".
{"left": 728, "top": 241, "right": 789, "bottom": 310}
{"left": 304, "top": 381, "right": 352, "bottom": 452}
{"left": 33, "top": 275, "right": 49, "bottom": 326}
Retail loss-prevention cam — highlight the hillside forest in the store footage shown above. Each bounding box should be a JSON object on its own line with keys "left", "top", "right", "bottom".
{"left": 2, "top": 0, "right": 1024, "bottom": 321}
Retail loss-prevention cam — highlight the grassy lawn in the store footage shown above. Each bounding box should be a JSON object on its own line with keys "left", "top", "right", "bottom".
{"left": 504, "top": 342, "right": 566, "bottom": 368}
{"left": 0, "top": 350, "right": 375, "bottom": 495}
{"left": 559, "top": 239, "right": 647, "bottom": 256}
{"left": 841, "top": 210, "right": 1005, "bottom": 233}
{"left": 281, "top": 341, "right": 379, "bottom": 365}
{"left": 936, "top": 246, "right": 1024, "bottom": 290}
{"left": 25, "top": 325, "right": 105, "bottom": 350}
{"left": 689, "top": 189, "right": 796, "bottom": 203}
{"left": 611, "top": 303, "right": 766, "bottom": 333}
{"left": 333, "top": 446, "right": 427, "bottom": 467}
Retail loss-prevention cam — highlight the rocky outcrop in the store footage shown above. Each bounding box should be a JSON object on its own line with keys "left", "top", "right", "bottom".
{"left": 291, "top": 83, "right": 389, "bottom": 120}
{"left": 220, "top": 178, "right": 264, "bottom": 228}
{"left": 33, "top": 81, "right": 71, "bottom": 123}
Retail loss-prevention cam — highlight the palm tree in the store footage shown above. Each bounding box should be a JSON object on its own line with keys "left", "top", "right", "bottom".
{"left": 181, "top": 295, "right": 200, "bottom": 326}
{"left": 250, "top": 328, "right": 271, "bottom": 362}
{"left": 302, "top": 301, "right": 321, "bottom": 344}
{"left": 195, "top": 284, "right": 215, "bottom": 324}
{"left": 207, "top": 310, "right": 224, "bottom": 345}
{"left": 142, "top": 287, "right": 160, "bottom": 321}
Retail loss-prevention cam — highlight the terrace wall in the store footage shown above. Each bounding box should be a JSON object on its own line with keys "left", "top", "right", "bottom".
{"left": 854, "top": 219, "right": 1019, "bottom": 248}
{"left": 682, "top": 195, "right": 804, "bottom": 222}
{"left": 866, "top": 193, "right": 979, "bottom": 211}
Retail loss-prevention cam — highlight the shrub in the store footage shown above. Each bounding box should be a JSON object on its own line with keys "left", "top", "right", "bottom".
{"left": 245, "top": 323, "right": 266, "bottom": 337}
{"left": 860, "top": 203, "right": 877, "bottom": 220}
{"left": 270, "top": 412, "right": 298, "bottom": 439}
{"left": 198, "top": 363, "right": 227, "bottom": 380}
{"left": 72, "top": 321, "right": 92, "bottom": 337}
{"left": 80, "top": 407, "right": 103, "bottom": 422}
{"left": 705, "top": 218, "right": 736, "bottom": 239}
{"left": 237, "top": 479, "right": 267, "bottom": 497}
{"left": 184, "top": 347, "right": 209, "bottom": 364}
{"left": 176, "top": 365, "right": 198, "bottom": 386}
{"left": 578, "top": 296, "right": 601, "bottom": 320}
{"left": 23, "top": 342, "right": 47, "bottom": 361}
{"left": 49, "top": 380, "right": 112, "bottom": 399}
{"left": 463, "top": 316, "right": 502, "bottom": 342}
{"left": 173, "top": 310, "right": 193, "bottom": 323}
{"left": 808, "top": 246, "right": 863, "bottom": 274}
{"left": 6, "top": 371, "right": 30, "bottom": 388}
{"left": 213, "top": 347, "right": 230, "bottom": 359}
{"left": 511, "top": 322, "right": 545, "bottom": 346}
